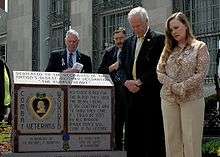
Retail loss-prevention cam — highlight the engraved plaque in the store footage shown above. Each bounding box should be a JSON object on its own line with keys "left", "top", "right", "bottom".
{"left": 18, "top": 135, "right": 63, "bottom": 152}
{"left": 14, "top": 71, "right": 113, "bottom": 86}
{"left": 68, "top": 88, "right": 112, "bottom": 133}
{"left": 17, "top": 87, "right": 64, "bottom": 133}
{"left": 69, "top": 134, "right": 111, "bottom": 150}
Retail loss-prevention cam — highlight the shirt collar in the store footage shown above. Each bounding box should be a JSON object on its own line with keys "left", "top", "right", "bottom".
{"left": 176, "top": 38, "right": 196, "bottom": 51}
{"left": 66, "top": 48, "right": 76, "bottom": 56}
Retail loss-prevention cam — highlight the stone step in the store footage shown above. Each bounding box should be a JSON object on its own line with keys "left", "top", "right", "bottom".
{"left": 2, "top": 151, "right": 127, "bottom": 157}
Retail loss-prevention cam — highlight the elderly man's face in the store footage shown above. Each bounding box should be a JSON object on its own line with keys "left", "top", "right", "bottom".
{"left": 130, "top": 15, "right": 148, "bottom": 38}
{"left": 65, "top": 34, "right": 79, "bottom": 53}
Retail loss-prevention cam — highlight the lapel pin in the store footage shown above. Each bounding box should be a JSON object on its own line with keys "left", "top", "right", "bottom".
{"left": 62, "top": 58, "right": 65, "bottom": 66}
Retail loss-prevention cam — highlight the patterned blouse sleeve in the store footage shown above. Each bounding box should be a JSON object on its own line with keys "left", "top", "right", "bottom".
{"left": 180, "top": 43, "right": 210, "bottom": 91}
{"left": 156, "top": 52, "right": 175, "bottom": 88}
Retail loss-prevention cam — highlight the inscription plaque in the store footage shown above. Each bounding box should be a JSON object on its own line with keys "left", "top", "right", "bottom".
{"left": 14, "top": 71, "right": 113, "bottom": 86}
{"left": 18, "top": 135, "right": 63, "bottom": 152}
{"left": 68, "top": 88, "right": 112, "bottom": 133}
{"left": 69, "top": 134, "right": 111, "bottom": 150}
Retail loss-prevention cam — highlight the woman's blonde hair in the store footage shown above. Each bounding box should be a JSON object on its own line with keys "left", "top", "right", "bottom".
{"left": 160, "top": 12, "right": 195, "bottom": 65}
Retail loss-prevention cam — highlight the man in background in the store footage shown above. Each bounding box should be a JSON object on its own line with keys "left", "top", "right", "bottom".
{"left": 46, "top": 29, "right": 92, "bottom": 73}
{"left": 98, "top": 27, "right": 127, "bottom": 150}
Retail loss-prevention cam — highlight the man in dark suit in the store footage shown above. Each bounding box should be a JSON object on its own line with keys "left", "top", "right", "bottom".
{"left": 118, "top": 7, "right": 165, "bottom": 157}
{"left": 45, "top": 29, "right": 92, "bottom": 73}
{"left": 98, "top": 27, "right": 127, "bottom": 150}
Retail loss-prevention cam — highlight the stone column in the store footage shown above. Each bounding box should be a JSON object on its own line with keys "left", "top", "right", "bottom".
{"left": 39, "top": 0, "right": 49, "bottom": 71}
{"left": 7, "top": 0, "right": 33, "bottom": 71}
{"left": 142, "top": 0, "right": 172, "bottom": 32}
{"left": 70, "top": 0, "right": 93, "bottom": 59}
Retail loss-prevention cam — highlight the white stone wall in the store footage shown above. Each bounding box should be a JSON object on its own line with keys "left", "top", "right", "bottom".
{"left": 7, "top": 0, "right": 33, "bottom": 71}
{"left": 39, "top": 0, "right": 49, "bottom": 71}
{"left": 142, "top": 0, "right": 172, "bottom": 33}
{"left": 70, "top": 0, "right": 93, "bottom": 59}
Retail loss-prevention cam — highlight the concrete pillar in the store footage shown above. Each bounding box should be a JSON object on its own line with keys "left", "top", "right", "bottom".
{"left": 142, "top": 0, "right": 172, "bottom": 32}
{"left": 7, "top": 0, "right": 33, "bottom": 71}
{"left": 39, "top": 0, "right": 49, "bottom": 71}
{"left": 70, "top": 0, "right": 93, "bottom": 59}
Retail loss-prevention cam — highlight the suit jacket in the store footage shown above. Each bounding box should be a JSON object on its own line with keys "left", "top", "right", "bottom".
{"left": 119, "top": 28, "right": 165, "bottom": 96}
{"left": 0, "top": 60, "right": 11, "bottom": 119}
{"left": 98, "top": 46, "right": 121, "bottom": 83}
{"left": 45, "top": 50, "right": 92, "bottom": 73}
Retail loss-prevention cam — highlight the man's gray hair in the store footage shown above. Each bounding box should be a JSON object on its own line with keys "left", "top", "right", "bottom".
{"left": 65, "top": 29, "right": 80, "bottom": 40}
{"left": 128, "top": 6, "right": 149, "bottom": 23}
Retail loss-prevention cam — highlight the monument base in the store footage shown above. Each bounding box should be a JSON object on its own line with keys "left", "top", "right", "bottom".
{"left": 2, "top": 151, "right": 127, "bottom": 157}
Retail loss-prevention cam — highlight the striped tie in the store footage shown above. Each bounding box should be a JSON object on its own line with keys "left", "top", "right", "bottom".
{"left": 68, "top": 53, "right": 73, "bottom": 68}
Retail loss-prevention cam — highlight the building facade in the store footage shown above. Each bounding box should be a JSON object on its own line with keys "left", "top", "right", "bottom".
{"left": 32, "top": 0, "right": 70, "bottom": 71}
{"left": 3, "top": 0, "right": 172, "bottom": 72}
{"left": 3, "top": 0, "right": 219, "bottom": 77}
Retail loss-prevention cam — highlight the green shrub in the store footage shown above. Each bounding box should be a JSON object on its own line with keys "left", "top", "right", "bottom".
{"left": 202, "top": 139, "right": 220, "bottom": 155}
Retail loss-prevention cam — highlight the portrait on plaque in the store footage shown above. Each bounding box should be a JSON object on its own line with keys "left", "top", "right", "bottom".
{"left": 28, "top": 93, "right": 52, "bottom": 119}
{"left": 17, "top": 87, "right": 64, "bottom": 134}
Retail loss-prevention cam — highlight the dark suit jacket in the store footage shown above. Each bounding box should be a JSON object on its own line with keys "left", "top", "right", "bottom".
{"left": 98, "top": 46, "right": 121, "bottom": 83}
{"left": 119, "top": 28, "right": 165, "bottom": 97}
{"left": 45, "top": 50, "right": 92, "bottom": 73}
{"left": 120, "top": 29, "right": 165, "bottom": 157}
{"left": 0, "top": 60, "right": 11, "bottom": 120}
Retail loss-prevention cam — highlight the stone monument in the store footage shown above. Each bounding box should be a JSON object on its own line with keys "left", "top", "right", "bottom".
{"left": 7, "top": 71, "right": 126, "bottom": 157}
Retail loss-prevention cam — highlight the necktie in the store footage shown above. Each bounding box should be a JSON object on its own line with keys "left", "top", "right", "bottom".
{"left": 68, "top": 53, "right": 73, "bottom": 68}
{"left": 117, "top": 49, "right": 121, "bottom": 62}
{"left": 132, "top": 37, "right": 144, "bottom": 80}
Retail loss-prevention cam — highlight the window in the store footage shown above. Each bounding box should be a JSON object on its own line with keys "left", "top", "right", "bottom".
{"left": 182, "top": 0, "right": 220, "bottom": 77}
{"left": 51, "top": 27, "right": 63, "bottom": 51}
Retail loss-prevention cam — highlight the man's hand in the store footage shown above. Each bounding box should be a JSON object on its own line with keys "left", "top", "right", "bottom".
{"left": 109, "top": 61, "right": 119, "bottom": 73}
{"left": 63, "top": 68, "right": 80, "bottom": 73}
{"left": 124, "top": 80, "right": 140, "bottom": 93}
{"left": 136, "top": 79, "right": 143, "bottom": 87}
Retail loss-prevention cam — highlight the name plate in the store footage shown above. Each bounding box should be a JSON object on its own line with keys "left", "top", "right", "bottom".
{"left": 18, "top": 134, "right": 110, "bottom": 152}
{"left": 13, "top": 71, "right": 113, "bottom": 86}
